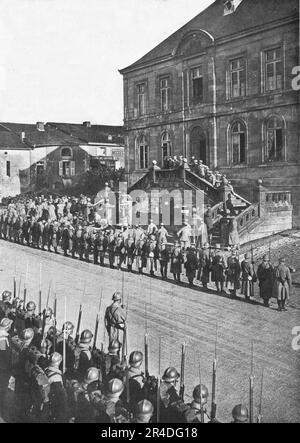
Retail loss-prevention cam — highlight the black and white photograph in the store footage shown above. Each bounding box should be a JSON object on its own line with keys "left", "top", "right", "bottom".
{"left": 0, "top": 0, "right": 299, "bottom": 427}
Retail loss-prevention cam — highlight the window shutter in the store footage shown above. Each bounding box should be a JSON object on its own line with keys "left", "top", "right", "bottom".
{"left": 59, "top": 161, "right": 63, "bottom": 177}
{"left": 71, "top": 161, "right": 75, "bottom": 176}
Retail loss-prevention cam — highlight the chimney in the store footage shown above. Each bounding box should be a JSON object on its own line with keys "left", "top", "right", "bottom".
{"left": 36, "top": 122, "right": 45, "bottom": 131}
{"left": 83, "top": 121, "right": 91, "bottom": 128}
{"left": 21, "top": 131, "right": 26, "bottom": 142}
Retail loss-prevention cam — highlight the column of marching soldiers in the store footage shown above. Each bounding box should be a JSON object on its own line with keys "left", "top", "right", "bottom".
{"left": 0, "top": 281, "right": 264, "bottom": 425}
{"left": 0, "top": 212, "right": 294, "bottom": 311}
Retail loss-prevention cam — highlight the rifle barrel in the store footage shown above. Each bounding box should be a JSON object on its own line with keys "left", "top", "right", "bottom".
{"left": 144, "top": 333, "right": 149, "bottom": 378}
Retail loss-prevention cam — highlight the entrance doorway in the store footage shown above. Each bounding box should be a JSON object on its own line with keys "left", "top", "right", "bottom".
{"left": 190, "top": 127, "right": 207, "bottom": 164}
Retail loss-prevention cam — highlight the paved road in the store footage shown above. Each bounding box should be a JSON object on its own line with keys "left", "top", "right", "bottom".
{"left": 0, "top": 239, "right": 299, "bottom": 423}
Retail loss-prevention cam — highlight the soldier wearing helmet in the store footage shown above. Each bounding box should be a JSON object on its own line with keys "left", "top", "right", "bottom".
{"left": 45, "top": 353, "right": 70, "bottom": 423}
{"left": 93, "top": 339, "right": 122, "bottom": 384}
{"left": 132, "top": 399, "right": 154, "bottom": 423}
{"left": 274, "top": 257, "right": 292, "bottom": 312}
{"left": 54, "top": 321, "right": 76, "bottom": 376}
{"left": 0, "top": 317, "right": 13, "bottom": 416}
{"left": 95, "top": 378, "right": 130, "bottom": 423}
{"left": 160, "top": 367, "right": 189, "bottom": 423}
{"left": 104, "top": 292, "right": 126, "bottom": 343}
{"left": 69, "top": 367, "right": 101, "bottom": 423}
{"left": 184, "top": 384, "right": 211, "bottom": 423}
{"left": 15, "top": 301, "right": 42, "bottom": 336}
{"left": 74, "top": 330, "right": 94, "bottom": 381}
{"left": 231, "top": 404, "right": 249, "bottom": 423}
{"left": 0, "top": 291, "right": 13, "bottom": 321}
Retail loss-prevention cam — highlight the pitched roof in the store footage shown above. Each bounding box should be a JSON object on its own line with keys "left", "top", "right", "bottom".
{"left": 47, "top": 123, "right": 125, "bottom": 145}
{"left": 0, "top": 122, "right": 125, "bottom": 150}
{"left": 120, "top": 0, "right": 299, "bottom": 72}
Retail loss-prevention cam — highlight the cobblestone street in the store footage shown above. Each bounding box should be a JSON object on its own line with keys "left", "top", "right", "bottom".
{"left": 0, "top": 238, "right": 299, "bottom": 423}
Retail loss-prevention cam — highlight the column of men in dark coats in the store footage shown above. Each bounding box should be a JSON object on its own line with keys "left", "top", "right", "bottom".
{"left": 0, "top": 210, "right": 293, "bottom": 311}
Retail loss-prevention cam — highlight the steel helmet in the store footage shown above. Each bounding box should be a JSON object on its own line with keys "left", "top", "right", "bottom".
{"left": 49, "top": 352, "right": 62, "bottom": 366}
{"left": 129, "top": 351, "right": 143, "bottom": 368}
{"left": 112, "top": 292, "right": 122, "bottom": 302}
{"left": 193, "top": 384, "right": 209, "bottom": 404}
{"left": 63, "top": 321, "right": 74, "bottom": 334}
{"left": 106, "top": 378, "right": 124, "bottom": 399}
{"left": 21, "top": 328, "right": 34, "bottom": 342}
{"left": 80, "top": 329, "right": 93, "bottom": 344}
{"left": 232, "top": 404, "right": 249, "bottom": 423}
{"left": 134, "top": 399, "right": 154, "bottom": 422}
{"left": 0, "top": 317, "right": 13, "bottom": 330}
{"left": 26, "top": 301, "right": 36, "bottom": 312}
{"left": 2, "top": 290, "right": 12, "bottom": 302}
{"left": 84, "top": 367, "right": 99, "bottom": 385}
{"left": 162, "top": 367, "right": 180, "bottom": 383}
{"left": 108, "top": 339, "right": 121, "bottom": 355}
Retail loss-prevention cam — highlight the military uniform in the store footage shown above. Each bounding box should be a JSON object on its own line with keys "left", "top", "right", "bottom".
{"left": 104, "top": 300, "right": 126, "bottom": 343}
{"left": 274, "top": 260, "right": 292, "bottom": 311}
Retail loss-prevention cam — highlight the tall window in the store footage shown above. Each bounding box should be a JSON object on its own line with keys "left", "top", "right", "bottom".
{"left": 137, "top": 83, "right": 146, "bottom": 116}
{"left": 265, "top": 48, "right": 283, "bottom": 92}
{"left": 160, "top": 78, "right": 170, "bottom": 112}
{"left": 231, "top": 121, "right": 246, "bottom": 165}
{"left": 6, "top": 161, "right": 11, "bottom": 177}
{"left": 266, "top": 117, "right": 284, "bottom": 162}
{"left": 59, "top": 160, "right": 75, "bottom": 177}
{"left": 191, "top": 67, "right": 203, "bottom": 103}
{"left": 137, "top": 135, "right": 149, "bottom": 170}
{"left": 230, "top": 58, "right": 246, "bottom": 98}
{"left": 161, "top": 132, "right": 171, "bottom": 161}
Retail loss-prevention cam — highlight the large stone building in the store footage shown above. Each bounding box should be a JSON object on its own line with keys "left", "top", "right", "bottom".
{"left": 120, "top": 0, "right": 300, "bottom": 225}
{"left": 0, "top": 121, "right": 125, "bottom": 199}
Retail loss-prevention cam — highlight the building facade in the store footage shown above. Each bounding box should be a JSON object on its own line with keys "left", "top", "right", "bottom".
{"left": 120, "top": 0, "right": 300, "bottom": 225}
{"left": 0, "top": 121, "right": 125, "bottom": 199}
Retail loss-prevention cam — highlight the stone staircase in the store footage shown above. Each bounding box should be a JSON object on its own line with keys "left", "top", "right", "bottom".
{"left": 128, "top": 162, "right": 292, "bottom": 246}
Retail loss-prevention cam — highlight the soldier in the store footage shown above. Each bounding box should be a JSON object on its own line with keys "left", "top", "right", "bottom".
{"left": 197, "top": 243, "right": 211, "bottom": 289}
{"left": 125, "top": 235, "right": 136, "bottom": 272}
{"left": 177, "top": 222, "right": 192, "bottom": 250}
{"left": 159, "top": 367, "right": 188, "bottom": 423}
{"left": 83, "top": 227, "right": 92, "bottom": 262}
{"left": 55, "top": 321, "right": 76, "bottom": 376}
{"left": 156, "top": 223, "right": 168, "bottom": 245}
{"left": 107, "top": 231, "right": 116, "bottom": 269}
{"left": 148, "top": 235, "right": 158, "bottom": 277}
{"left": 94, "top": 339, "right": 122, "bottom": 384}
{"left": 135, "top": 236, "right": 148, "bottom": 274}
{"left": 170, "top": 242, "right": 184, "bottom": 283}
{"left": 15, "top": 301, "right": 42, "bottom": 337}
{"left": 61, "top": 223, "right": 71, "bottom": 257}
{"left": 147, "top": 219, "right": 158, "bottom": 237}
{"left": 274, "top": 257, "right": 292, "bottom": 312}
{"left": 185, "top": 245, "right": 199, "bottom": 287}
{"left": 211, "top": 244, "right": 226, "bottom": 293}
{"left": 104, "top": 292, "right": 126, "bottom": 343}
{"left": 93, "top": 230, "right": 100, "bottom": 265}
{"left": 44, "top": 352, "right": 70, "bottom": 422}
{"left": 184, "top": 384, "right": 211, "bottom": 423}
{"left": 131, "top": 399, "right": 154, "bottom": 424}
{"left": 127, "top": 351, "right": 145, "bottom": 406}
{"left": 226, "top": 249, "right": 241, "bottom": 298}
{"left": 231, "top": 404, "right": 249, "bottom": 423}
{"left": 0, "top": 290, "right": 13, "bottom": 320}
{"left": 99, "top": 231, "right": 108, "bottom": 266}
{"left": 241, "top": 253, "right": 255, "bottom": 302}
{"left": 70, "top": 367, "right": 102, "bottom": 423}
{"left": 95, "top": 378, "right": 130, "bottom": 423}
{"left": 158, "top": 243, "right": 170, "bottom": 280}
{"left": 257, "top": 255, "right": 274, "bottom": 308}
{"left": 115, "top": 234, "right": 126, "bottom": 270}
{"left": 74, "top": 329, "right": 94, "bottom": 381}
{"left": 0, "top": 318, "right": 13, "bottom": 417}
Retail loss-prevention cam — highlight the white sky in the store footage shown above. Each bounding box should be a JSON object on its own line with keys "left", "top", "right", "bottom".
{"left": 0, "top": 0, "right": 214, "bottom": 125}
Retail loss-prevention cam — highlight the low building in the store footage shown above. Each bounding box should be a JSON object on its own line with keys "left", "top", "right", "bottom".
{"left": 0, "top": 121, "right": 125, "bottom": 199}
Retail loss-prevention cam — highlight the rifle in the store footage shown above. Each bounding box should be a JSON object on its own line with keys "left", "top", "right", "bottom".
{"left": 75, "top": 281, "right": 86, "bottom": 345}
{"left": 46, "top": 280, "right": 52, "bottom": 309}
{"left": 93, "top": 289, "right": 103, "bottom": 350}
{"left": 249, "top": 342, "right": 255, "bottom": 424}
{"left": 53, "top": 293, "right": 58, "bottom": 353}
{"left": 156, "top": 337, "right": 161, "bottom": 424}
{"left": 121, "top": 271, "right": 125, "bottom": 307}
{"left": 23, "top": 263, "right": 28, "bottom": 307}
{"left": 179, "top": 342, "right": 186, "bottom": 401}
{"left": 211, "top": 323, "right": 218, "bottom": 420}
{"left": 144, "top": 333, "right": 149, "bottom": 379}
{"left": 18, "top": 277, "right": 22, "bottom": 298}
{"left": 13, "top": 277, "right": 16, "bottom": 299}
{"left": 38, "top": 263, "right": 42, "bottom": 314}
{"left": 257, "top": 369, "right": 264, "bottom": 424}
{"left": 63, "top": 295, "right": 67, "bottom": 375}
{"left": 199, "top": 361, "right": 205, "bottom": 424}
{"left": 269, "top": 240, "right": 271, "bottom": 263}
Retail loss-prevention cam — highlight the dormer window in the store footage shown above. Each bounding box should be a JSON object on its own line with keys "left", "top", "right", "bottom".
{"left": 223, "top": 0, "right": 243, "bottom": 16}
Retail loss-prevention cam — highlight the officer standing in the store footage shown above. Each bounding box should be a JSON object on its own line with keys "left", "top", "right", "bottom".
{"left": 274, "top": 257, "right": 292, "bottom": 312}
{"left": 257, "top": 255, "right": 274, "bottom": 307}
{"left": 104, "top": 292, "right": 126, "bottom": 343}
